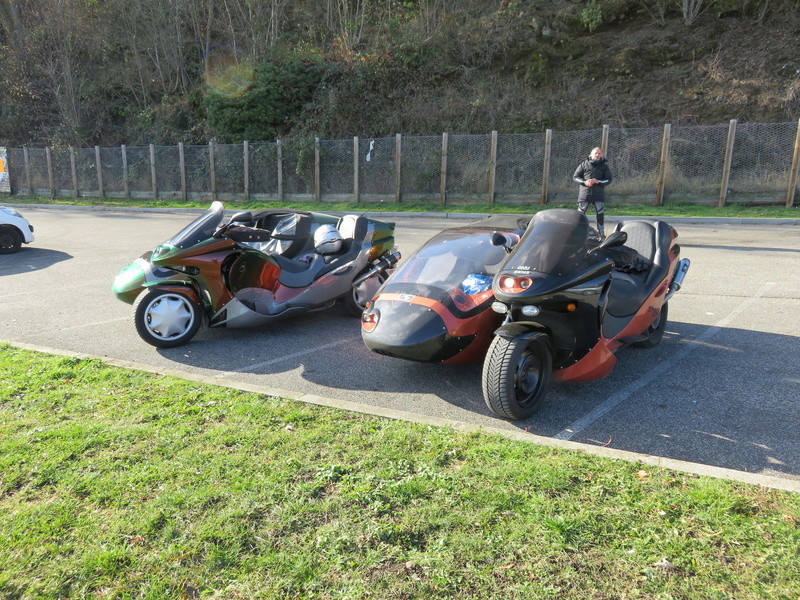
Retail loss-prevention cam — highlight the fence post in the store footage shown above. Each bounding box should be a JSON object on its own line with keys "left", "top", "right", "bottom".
{"left": 488, "top": 130, "right": 498, "bottom": 204}
{"left": 394, "top": 134, "right": 402, "bottom": 203}
{"left": 655, "top": 124, "right": 671, "bottom": 206}
{"left": 353, "top": 136, "right": 360, "bottom": 203}
{"left": 314, "top": 137, "right": 321, "bottom": 202}
{"left": 440, "top": 132, "right": 448, "bottom": 205}
{"left": 787, "top": 118, "right": 800, "bottom": 208}
{"left": 276, "top": 138, "right": 283, "bottom": 202}
{"left": 121, "top": 145, "right": 129, "bottom": 199}
{"left": 719, "top": 119, "right": 737, "bottom": 207}
{"left": 601, "top": 124, "right": 610, "bottom": 155}
{"left": 23, "top": 146, "right": 32, "bottom": 194}
{"left": 70, "top": 147, "right": 78, "bottom": 198}
{"left": 149, "top": 143, "right": 157, "bottom": 199}
{"left": 243, "top": 141, "right": 250, "bottom": 202}
{"left": 541, "top": 129, "right": 553, "bottom": 204}
{"left": 209, "top": 140, "right": 217, "bottom": 202}
{"left": 95, "top": 146, "right": 104, "bottom": 198}
{"left": 46, "top": 146, "right": 54, "bottom": 197}
{"left": 178, "top": 143, "right": 187, "bottom": 202}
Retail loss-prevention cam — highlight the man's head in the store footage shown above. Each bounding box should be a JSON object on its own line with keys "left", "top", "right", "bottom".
{"left": 590, "top": 147, "right": 603, "bottom": 160}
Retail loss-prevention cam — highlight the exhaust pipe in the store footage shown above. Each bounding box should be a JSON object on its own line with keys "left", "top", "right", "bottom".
{"left": 353, "top": 250, "right": 401, "bottom": 286}
{"left": 665, "top": 258, "right": 690, "bottom": 301}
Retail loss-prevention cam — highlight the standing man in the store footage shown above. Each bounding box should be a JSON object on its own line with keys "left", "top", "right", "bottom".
{"left": 573, "top": 147, "right": 612, "bottom": 238}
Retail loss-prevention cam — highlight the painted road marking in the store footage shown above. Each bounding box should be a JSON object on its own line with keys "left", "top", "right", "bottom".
{"left": 215, "top": 338, "right": 353, "bottom": 378}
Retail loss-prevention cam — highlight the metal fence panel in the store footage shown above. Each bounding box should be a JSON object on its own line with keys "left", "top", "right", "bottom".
{"left": 281, "top": 139, "right": 315, "bottom": 196}
{"left": 99, "top": 146, "right": 124, "bottom": 194}
{"left": 400, "top": 135, "right": 440, "bottom": 198}
{"left": 446, "top": 134, "right": 490, "bottom": 198}
{"left": 153, "top": 146, "right": 181, "bottom": 195}
{"left": 7, "top": 147, "right": 25, "bottom": 191}
{"left": 667, "top": 124, "right": 728, "bottom": 199}
{"left": 126, "top": 146, "right": 152, "bottom": 195}
{"left": 320, "top": 139, "right": 352, "bottom": 197}
{"left": 74, "top": 147, "right": 98, "bottom": 194}
{"left": 495, "top": 132, "right": 545, "bottom": 200}
{"left": 184, "top": 144, "right": 210, "bottom": 195}
{"left": 359, "top": 136, "right": 395, "bottom": 197}
{"left": 51, "top": 148, "right": 72, "bottom": 193}
{"left": 607, "top": 127, "right": 663, "bottom": 201}
{"left": 248, "top": 142, "right": 279, "bottom": 195}
{"left": 727, "top": 122, "right": 796, "bottom": 201}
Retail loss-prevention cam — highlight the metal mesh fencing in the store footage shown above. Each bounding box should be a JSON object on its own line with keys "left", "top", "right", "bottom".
{"left": 400, "top": 135, "right": 441, "bottom": 199}
{"left": 446, "top": 134, "right": 490, "bottom": 200}
{"left": 359, "top": 136, "right": 395, "bottom": 198}
{"left": 495, "top": 132, "right": 545, "bottom": 202}
{"left": 5, "top": 121, "right": 799, "bottom": 205}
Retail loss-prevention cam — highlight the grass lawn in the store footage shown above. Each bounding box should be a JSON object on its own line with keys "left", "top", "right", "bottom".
{"left": 3, "top": 195, "right": 799, "bottom": 219}
{"left": 1, "top": 344, "right": 798, "bottom": 599}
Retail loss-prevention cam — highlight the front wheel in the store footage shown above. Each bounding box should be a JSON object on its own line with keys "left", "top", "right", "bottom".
{"left": 134, "top": 289, "right": 203, "bottom": 348}
{"left": 0, "top": 226, "right": 22, "bottom": 254}
{"left": 342, "top": 271, "right": 386, "bottom": 317}
{"left": 482, "top": 335, "right": 553, "bottom": 420}
{"left": 634, "top": 303, "right": 668, "bottom": 348}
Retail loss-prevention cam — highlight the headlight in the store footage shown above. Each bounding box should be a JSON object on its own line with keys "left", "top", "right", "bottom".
{"left": 521, "top": 305, "right": 541, "bottom": 317}
{"left": 491, "top": 302, "right": 508, "bottom": 314}
{"left": 499, "top": 276, "right": 533, "bottom": 293}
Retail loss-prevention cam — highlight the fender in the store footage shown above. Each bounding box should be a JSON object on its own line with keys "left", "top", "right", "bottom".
{"left": 494, "top": 322, "right": 550, "bottom": 342}
{"left": 142, "top": 283, "right": 202, "bottom": 307}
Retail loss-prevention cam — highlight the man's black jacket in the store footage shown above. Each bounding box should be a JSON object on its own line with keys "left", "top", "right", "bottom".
{"left": 573, "top": 157, "right": 612, "bottom": 202}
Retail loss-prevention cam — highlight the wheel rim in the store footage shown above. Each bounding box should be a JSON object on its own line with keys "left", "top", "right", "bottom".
{"left": 143, "top": 294, "right": 196, "bottom": 341}
{"left": 0, "top": 232, "right": 16, "bottom": 249}
{"left": 351, "top": 274, "right": 384, "bottom": 310}
{"left": 515, "top": 349, "right": 544, "bottom": 406}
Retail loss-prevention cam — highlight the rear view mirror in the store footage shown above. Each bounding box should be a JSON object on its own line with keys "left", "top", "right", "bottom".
{"left": 491, "top": 231, "right": 517, "bottom": 253}
{"left": 599, "top": 231, "right": 627, "bottom": 248}
{"left": 229, "top": 211, "right": 253, "bottom": 224}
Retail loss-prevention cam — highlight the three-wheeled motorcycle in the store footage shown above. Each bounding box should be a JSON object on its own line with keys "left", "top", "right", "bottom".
{"left": 482, "top": 208, "right": 690, "bottom": 419}
{"left": 113, "top": 202, "right": 398, "bottom": 347}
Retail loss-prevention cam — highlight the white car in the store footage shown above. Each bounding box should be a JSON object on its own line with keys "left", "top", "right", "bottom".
{"left": 0, "top": 205, "right": 35, "bottom": 254}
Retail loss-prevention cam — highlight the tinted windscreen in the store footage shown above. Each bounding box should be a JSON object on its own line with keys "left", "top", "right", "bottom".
{"left": 502, "top": 209, "right": 589, "bottom": 276}
{"left": 167, "top": 201, "right": 225, "bottom": 249}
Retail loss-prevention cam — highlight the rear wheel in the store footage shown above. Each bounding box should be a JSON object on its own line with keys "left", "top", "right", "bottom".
{"left": 342, "top": 271, "right": 386, "bottom": 317}
{"left": 482, "top": 334, "right": 552, "bottom": 420}
{"left": 134, "top": 289, "right": 203, "bottom": 348}
{"left": 634, "top": 303, "right": 668, "bottom": 348}
{"left": 0, "top": 226, "right": 22, "bottom": 254}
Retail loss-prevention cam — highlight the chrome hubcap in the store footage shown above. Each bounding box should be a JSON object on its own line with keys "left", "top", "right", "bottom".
{"left": 144, "top": 294, "right": 195, "bottom": 340}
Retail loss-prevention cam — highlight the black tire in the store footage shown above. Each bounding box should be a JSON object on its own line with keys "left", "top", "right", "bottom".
{"left": 482, "top": 335, "right": 553, "bottom": 420}
{"left": 0, "top": 226, "right": 22, "bottom": 254}
{"left": 634, "top": 302, "right": 668, "bottom": 348}
{"left": 134, "top": 289, "right": 203, "bottom": 348}
{"left": 342, "top": 271, "right": 387, "bottom": 317}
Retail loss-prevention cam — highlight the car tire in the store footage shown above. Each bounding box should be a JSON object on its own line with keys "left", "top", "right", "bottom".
{"left": 134, "top": 289, "right": 203, "bottom": 348}
{"left": 0, "top": 226, "right": 22, "bottom": 254}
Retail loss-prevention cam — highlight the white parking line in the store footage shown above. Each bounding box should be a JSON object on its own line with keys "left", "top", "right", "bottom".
{"left": 214, "top": 338, "right": 354, "bottom": 378}
{"left": 553, "top": 282, "right": 776, "bottom": 441}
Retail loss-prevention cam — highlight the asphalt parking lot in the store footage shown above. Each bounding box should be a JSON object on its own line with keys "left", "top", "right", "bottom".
{"left": 2, "top": 206, "right": 799, "bottom": 489}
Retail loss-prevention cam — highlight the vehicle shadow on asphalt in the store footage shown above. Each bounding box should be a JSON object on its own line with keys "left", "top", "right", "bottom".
{"left": 158, "top": 317, "right": 799, "bottom": 480}
{"left": 0, "top": 247, "right": 73, "bottom": 275}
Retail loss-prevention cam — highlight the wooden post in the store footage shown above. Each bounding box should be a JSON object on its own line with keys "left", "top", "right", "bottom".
{"left": 95, "top": 146, "right": 104, "bottom": 198}
{"left": 487, "top": 130, "right": 498, "bottom": 204}
{"left": 243, "top": 140, "right": 250, "bottom": 201}
{"left": 46, "top": 146, "right": 54, "bottom": 197}
{"left": 440, "top": 132, "right": 448, "bottom": 205}
{"left": 121, "top": 145, "right": 129, "bottom": 199}
{"left": 541, "top": 129, "right": 553, "bottom": 204}
{"left": 23, "top": 146, "right": 32, "bottom": 194}
{"left": 149, "top": 143, "right": 157, "bottom": 199}
{"left": 655, "top": 124, "right": 671, "bottom": 207}
{"left": 276, "top": 138, "right": 283, "bottom": 202}
{"left": 70, "top": 147, "right": 78, "bottom": 198}
{"left": 786, "top": 118, "right": 800, "bottom": 208}
{"left": 178, "top": 142, "right": 187, "bottom": 202}
{"left": 314, "top": 136, "right": 321, "bottom": 202}
{"left": 601, "top": 124, "right": 610, "bottom": 155}
{"left": 353, "top": 136, "right": 360, "bottom": 203}
{"left": 719, "top": 119, "right": 737, "bottom": 208}
{"left": 394, "top": 133, "right": 402, "bottom": 203}
{"left": 209, "top": 140, "right": 217, "bottom": 202}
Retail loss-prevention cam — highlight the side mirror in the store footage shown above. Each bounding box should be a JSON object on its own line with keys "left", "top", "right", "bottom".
{"left": 491, "top": 231, "right": 517, "bottom": 253}
{"left": 229, "top": 211, "right": 253, "bottom": 224}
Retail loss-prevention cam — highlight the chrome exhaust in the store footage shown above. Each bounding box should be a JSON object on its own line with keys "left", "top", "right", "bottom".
{"left": 665, "top": 258, "right": 690, "bottom": 301}
{"left": 352, "top": 250, "right": 401, "bottom": 286}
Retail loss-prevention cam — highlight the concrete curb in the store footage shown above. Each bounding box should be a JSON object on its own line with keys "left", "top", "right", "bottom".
{"left": 4, "top": 339, "right": 799, "bottom": 493}
{"left": 8, "top": 203, "right": 800, "bottom": 226}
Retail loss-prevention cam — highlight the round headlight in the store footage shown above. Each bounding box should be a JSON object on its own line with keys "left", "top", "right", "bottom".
{"left": 521, "top": 305, "right": 541, "bottom": 317}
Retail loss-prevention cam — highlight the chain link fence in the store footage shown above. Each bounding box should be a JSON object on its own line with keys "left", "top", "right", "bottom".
{"left": 6, "top": 120, "right": 800, "bottom": 206}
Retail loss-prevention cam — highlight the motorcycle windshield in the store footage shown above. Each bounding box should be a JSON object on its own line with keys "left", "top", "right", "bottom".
{"left": 382, "top": 230, "right": 513, "bottom": 312}
{"left": 166, "top": 201, "right": 225, "bottom": 249}
{"left": 503, "top": 210, "right": 589, "bottom": 276}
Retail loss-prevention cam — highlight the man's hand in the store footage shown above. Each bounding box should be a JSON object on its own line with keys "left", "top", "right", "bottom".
{"left": 585, "top": 178, "right": 599, "bottom": 187}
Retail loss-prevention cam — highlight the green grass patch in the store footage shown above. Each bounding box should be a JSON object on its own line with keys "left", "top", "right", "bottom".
{"left": 4, "top": 194, "right": 799, "bottom": 218}
{"left": 1, "top": 344, "right": 799, "bottom": 599}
